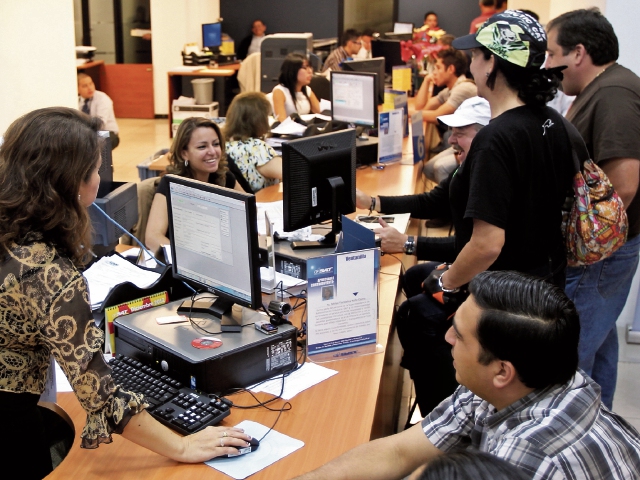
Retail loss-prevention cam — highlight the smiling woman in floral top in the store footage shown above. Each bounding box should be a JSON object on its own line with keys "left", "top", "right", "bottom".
{"left": 224, "top": 92, "right": 282, "bottom": 193}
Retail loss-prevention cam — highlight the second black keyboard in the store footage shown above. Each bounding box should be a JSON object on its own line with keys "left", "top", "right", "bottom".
{"left": 109, "top": 354, "right": 231, "bottom": 435}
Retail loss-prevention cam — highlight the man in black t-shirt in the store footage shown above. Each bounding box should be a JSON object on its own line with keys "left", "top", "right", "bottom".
{"left": 546, "top": 8, "right": 640, "bottom": 409}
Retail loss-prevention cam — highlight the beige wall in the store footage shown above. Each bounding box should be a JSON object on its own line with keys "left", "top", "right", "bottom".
{"left": 150, "top": 0, "right": 220, "bottom": 115}
{"left": 0, "top": 1, "right": 77, "bottom": 134}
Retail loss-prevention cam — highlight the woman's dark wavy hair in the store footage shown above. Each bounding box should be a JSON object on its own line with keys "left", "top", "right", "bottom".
{"left": 277, "top": 53, "right": 310, "bottom": 110}
{"left": 0, "top": 107, "right": 102, "bottom": 265}
{"left": 167, "top": 116, "right": 228, "bottom": 186}
{"left": 469, "top": 271, "right": 580, "bottom": 389}
{"left": 480, "top": 47, "right": 561, "bottom": 107}
{"left": 417, "top": 451, "right": 529, "bottom": 480}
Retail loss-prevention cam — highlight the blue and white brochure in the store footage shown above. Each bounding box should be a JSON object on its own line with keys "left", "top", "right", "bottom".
{"left": 306, "top": 248, "right": 380, "bottom": 360}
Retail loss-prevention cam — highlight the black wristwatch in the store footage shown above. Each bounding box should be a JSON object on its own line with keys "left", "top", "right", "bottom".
{"left": 403, "top": 236, "right": 416, "bottom": 255}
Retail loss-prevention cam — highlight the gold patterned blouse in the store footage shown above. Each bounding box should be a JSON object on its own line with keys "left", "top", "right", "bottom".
{"left": 0, "top": 239, "right": 146, "bottom": 448}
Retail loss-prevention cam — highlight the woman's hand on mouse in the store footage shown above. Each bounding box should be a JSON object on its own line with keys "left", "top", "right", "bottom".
{"left": 179, "top": 426, "right": 253, "bottom": 463}
{"left": 373, "top": 217, "right": 407, "bottom": 254}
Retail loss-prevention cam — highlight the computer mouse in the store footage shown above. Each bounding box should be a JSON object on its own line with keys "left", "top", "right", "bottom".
{"left": 219, "top": 436, "right": 260, "bottom": 458}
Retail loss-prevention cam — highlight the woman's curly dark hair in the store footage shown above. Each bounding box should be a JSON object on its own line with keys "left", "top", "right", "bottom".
{"left": 481, "top": 47, "right": 561, "bottom": 108}
{"left": 0, "top": 107, "right": 102, "bottom": 265}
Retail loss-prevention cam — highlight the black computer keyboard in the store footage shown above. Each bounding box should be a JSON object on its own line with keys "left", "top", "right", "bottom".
{"left": 109, "top": 354, "right": 231, "bottom": 435}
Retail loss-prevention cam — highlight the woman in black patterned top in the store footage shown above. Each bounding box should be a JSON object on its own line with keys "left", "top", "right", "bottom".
{"left": 0, "top": 108, "right": 253, "bottom": 478}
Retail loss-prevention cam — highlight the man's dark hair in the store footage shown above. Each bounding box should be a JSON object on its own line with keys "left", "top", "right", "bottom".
{"left": 341, "top": 29, "right": 361, "bottom": 47}
{"left": 437, "top": 48, "right": 468, "bottom": 77}
{"left": 480, "top": 0, "right": 495, "bottom": 7}
{"left": 468, "top": 271, "right": 580, "bottom": 389}
{"left": 547, "top": 8, "right": 619, "bottom": 66}
{"left": 480, "top": 47, "right": 560, "bottom": 107}
{"left": 424, "top": 11, "right": 438, "bottom": 22}
{"left": 495, "top": 0, "right": 507, "bottom": 9}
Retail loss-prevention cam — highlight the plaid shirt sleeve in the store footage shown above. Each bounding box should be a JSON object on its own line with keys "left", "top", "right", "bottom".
{"left": 421, "top": 386, "right": 482, "bottom": 452}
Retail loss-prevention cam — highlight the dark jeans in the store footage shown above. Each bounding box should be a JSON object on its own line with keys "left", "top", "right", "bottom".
{"left": 397, "top": 262, "right": 460, "bottom": 417}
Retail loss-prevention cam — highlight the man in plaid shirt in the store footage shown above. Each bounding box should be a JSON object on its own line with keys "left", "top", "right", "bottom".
{"left": 295, "top": 271, "right": 640, "bottom": 480}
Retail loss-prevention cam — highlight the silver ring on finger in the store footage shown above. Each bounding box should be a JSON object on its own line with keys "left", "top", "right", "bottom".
{"left": 220, "top": 438, "right": 224, "bottom": 447}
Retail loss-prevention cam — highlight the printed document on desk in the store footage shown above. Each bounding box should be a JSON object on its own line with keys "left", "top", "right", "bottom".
{"left": 83, "top": 255, "right": 161, "bottom": 309}
{"left": 206, "top": 420, "right": 304, "bottom": 479}
{"left": 249, "top": 362, "right": 338, "bottom": 399}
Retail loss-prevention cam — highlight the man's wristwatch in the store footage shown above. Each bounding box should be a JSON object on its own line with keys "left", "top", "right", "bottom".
{"left": 403, "top": 236, "right": 416, "bottom": 255}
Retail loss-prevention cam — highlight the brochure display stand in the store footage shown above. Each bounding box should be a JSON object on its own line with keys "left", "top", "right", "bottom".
{"left": 306, "top": 248, "right": 382, "bottom": 362}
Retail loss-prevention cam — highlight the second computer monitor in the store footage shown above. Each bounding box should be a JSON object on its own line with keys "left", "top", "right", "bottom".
{"left": 202, "top": 22, "right": 222, "bottom": 50}
{"left": 342, "top": 57, "right": 385, "bottom": 105}
{"left": 371, "top": 39, "right": 404, "bottom": 74}
{"left": 331, "top": 71, "right": 377, "bottom": 129}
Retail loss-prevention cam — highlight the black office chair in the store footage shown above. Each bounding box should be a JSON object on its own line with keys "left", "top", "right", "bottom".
{"left": 226, "top": 156, "right": 254, "bottom": 194}
{"left": 309, "top": 74, "right": 331, "bottom": 102}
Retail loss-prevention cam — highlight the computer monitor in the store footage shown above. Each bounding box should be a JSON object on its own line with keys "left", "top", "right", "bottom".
{"left": 202, "top": 22, "right": 222, "bottom": 50}
{"left": 371, "top": 39, "right": 404, "bottom": 74}
{"left": 282, "top": 130, "right": 356, "bottom": 249}
{"left": 89, "top": 132, "right": 138, "bottom": 256}
{"left": 394, "top": 22, "right": 413, "bottom": 33}
{"left": 331, "top": 71, "right": 377, "bottom": 130}
{"left": 165, "top": 175, "right": 262, "bottom": 317}
{"left": 342, "top": 57, "right": 386, "bottom": 104}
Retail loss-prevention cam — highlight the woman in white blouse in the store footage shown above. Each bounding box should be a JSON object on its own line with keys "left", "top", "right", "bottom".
{"left": 271, "top": 53, "right": 321, "bottom": 122}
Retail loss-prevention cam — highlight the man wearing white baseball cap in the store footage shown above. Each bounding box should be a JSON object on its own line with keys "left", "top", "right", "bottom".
{"left": 423, "top": 97, "right": 492, "bottom": 185}
{"left": 355, "top": 96, "right": 491, "bottom": 261}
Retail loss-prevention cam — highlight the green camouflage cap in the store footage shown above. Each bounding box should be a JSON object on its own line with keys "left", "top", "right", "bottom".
{"left": 453, "top": 10, "right": 547, "bottom": 68}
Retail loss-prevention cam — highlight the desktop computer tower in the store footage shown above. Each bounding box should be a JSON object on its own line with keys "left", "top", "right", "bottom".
{"left": 114, "top": 301, "right": 298, "bottom": 394}
{"left": 260, "top": 33, "right": 313, "bottom": 94}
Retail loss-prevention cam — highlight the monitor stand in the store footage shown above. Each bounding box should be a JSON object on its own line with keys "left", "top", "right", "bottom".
{"left": 177, "top": 297, "right": 241, "bottom": 332}
{"left": 291, "top": 176, "right": 344, "bottom": 250}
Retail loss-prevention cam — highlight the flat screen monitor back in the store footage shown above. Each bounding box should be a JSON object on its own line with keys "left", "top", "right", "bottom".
{"left": 282, "top": 130, "right": 356, "bottom": 244}
{"left": 371, "top": 39, "right": 403, "bottom": 75}
{"left": 342, "top": 57, "right": 385, "bottom": 105}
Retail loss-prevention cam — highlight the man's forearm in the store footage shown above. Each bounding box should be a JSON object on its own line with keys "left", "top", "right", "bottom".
{"left": 443, "top": 220, "right": 504, "bottom": 288}
{"left": 293, "top": 424, "right": 441, "bottom": 480}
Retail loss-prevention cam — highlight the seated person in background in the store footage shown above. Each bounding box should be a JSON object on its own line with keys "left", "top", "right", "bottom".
{"left": 470, "top": 0, "right": 496, "bottom": 34}
{"left": 294, "top": 271, "right": 640, "bottom": 480}
{"left": 424, "top": 11, "right": 440, "bottom": 31}
{"left": 356, "top": 97, "right": 489, "bottom": 255}
{"left": 77, "top": 72, "right": 120, "bottom": 149}
{"left": 414, "top": 451, "right": 529, "bottom": 480}
{"left": 414, "top": 48, "right": 477, "bottom": 125}
{"left": 0, "top": 107, "right": 254, "bottom": 478}
{"left": 237, "top": 19, "right": 267, "bottom": 60}
{"left": 272, "top": 53, "right": 321, "bottom": 122}
{"left": 145, "top": 117, "right": 244, "bottom": 254}
{"left": 224, "top": 91, "right": 282, "bottom": 192}
{"left": 322, "top": 29, "right": 362, "bottom": 73}
{"left": 355, "top": 28, "right": 374, "bottom": 59}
